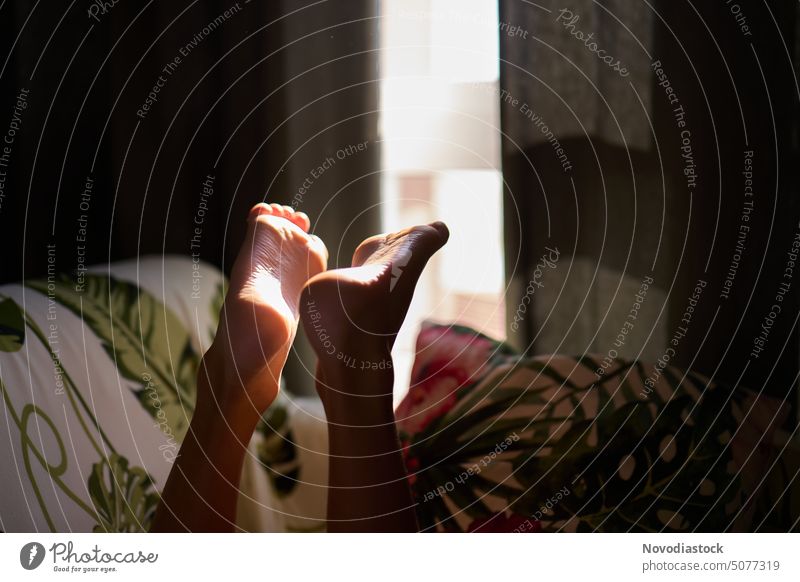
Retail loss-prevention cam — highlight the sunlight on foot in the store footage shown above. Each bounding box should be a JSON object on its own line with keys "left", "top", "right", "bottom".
{"left": 299, "top": 222, "right": 448, "bottom": 393}
{"left": 204, "top": 203, "right": 328, "bottom": 413}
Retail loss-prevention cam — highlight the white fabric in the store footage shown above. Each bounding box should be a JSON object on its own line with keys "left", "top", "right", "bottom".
{"left": 0, "top": 255, "right": 328, "bottom": 532}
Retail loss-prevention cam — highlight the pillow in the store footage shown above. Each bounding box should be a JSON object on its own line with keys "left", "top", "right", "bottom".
{"left": 0, "top": 256, "right": 229, "bottom": 531}
{"left": 396, "top": 322, "right": 792, "bottom": 532}
{"left": 0, "top": 255, "right": 328, "bottom": 532}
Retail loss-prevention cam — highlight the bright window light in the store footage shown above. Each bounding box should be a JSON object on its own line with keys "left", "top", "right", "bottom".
{"left": 379, "top": 0, "right": 504, "bottom": 403}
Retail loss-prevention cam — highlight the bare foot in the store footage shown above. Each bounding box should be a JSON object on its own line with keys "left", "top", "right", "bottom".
{"left": 202, "top": 203, "right": 328, "bottom": 415}
{"left": 300, "top": 222, "right": 449, "bottom": 398}
{"left": 298, "top": 223, "right": 447, "bottom": 532}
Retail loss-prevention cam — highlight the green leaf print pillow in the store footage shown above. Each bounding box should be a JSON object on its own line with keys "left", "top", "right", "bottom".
{"left": 0, "top": 256, "right": 225, "bottom": 532}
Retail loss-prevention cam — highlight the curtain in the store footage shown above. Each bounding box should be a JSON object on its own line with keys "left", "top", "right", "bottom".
{"left": 502, "top": 0, "right": 654, "bottom": 149}
{"left": 0, "top": 0, "right": 381, "bottom": 395}
{"left": 499, "top": 0, "right": 799, "bottom": 401}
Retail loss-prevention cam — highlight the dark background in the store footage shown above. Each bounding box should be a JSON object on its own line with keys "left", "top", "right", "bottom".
{"left": 1, "top": 0, "right": 798, "bottom": 403}
{"left": 0, "top": 0, "right": 381, "bottom": 282}
{"left": 501, "top": 0, "right": 799, "bottom": 402}
{"left": 0, "top": 1, "right": 382, "bottom": 392}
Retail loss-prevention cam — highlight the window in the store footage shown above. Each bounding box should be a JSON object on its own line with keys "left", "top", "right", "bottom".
{"left": 379, "top": 0, "right": 504, "bottom": 403}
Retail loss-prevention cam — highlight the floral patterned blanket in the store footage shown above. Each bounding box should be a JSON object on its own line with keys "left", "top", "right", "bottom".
{"left": 397, "top": 323, "right": 799, "bottom": 532}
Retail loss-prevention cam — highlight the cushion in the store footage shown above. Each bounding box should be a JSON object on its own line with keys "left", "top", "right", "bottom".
{"left": 396, "top": 322, "right": 793, "bottom": 532}
{"left": 0, "top": 256, "right": 328, "bottom": 532}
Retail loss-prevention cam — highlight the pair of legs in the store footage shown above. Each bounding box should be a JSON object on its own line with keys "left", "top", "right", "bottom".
{"left": 151, "top": 203, "right": 448, "bottom": 532}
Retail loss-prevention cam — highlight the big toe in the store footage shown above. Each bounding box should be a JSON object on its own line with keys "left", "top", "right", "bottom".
{"left": 399, "top": 222, "right": 450, "bottom": 265}
{"left": 409, "top": 222, "right": 449, "bottom": 259}
{"left": 428, "top": 221, "right": 450, "bottom": 243}
{"left": 249, "top": 202, "right": 272, "bottom": 221}
{"left": 353, "top": 222, "right": 450, "bottom": 271}
{"left": 384, "top": 222, "right": 449, "bottom": 292}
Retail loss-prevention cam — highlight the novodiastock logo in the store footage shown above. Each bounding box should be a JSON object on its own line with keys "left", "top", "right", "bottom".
{"left": 19, "top": 542, "right": 46, "bottom": 570}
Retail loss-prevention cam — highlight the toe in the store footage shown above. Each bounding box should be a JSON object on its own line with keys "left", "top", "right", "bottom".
{"left": 428, "top": 221, "right": 450, "bottom": 242}
{"left": 249, "top": 203, "right": 271, "bottom": 221}
{"left": 294, "top": 211, "right": 311, "bottom": 233}
{"left": 269, "top": 203, "right": 286, "bottom": 218}
{"left": 280, "top": 205, "right": 309, "bottom": 232}
{"left": 406, "top": 222, "right": 449, "bottom": 256}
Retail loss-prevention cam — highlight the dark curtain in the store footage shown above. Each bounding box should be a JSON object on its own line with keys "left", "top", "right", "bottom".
{"left": 0, "top": 0, "right": 381, "bottom": 394}
{"left": 500, "top": 0, "right": 799, "bottom": 403}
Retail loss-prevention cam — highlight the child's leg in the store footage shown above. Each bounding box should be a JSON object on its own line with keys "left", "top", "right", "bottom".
{"left": 152, "top": 203, "right": 327, "bottom": 532}
{"left": 300, "top": 222, "right": 449, "bottom": 532}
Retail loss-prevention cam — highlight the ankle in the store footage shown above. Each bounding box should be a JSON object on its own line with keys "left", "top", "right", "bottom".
{"left": 197, "top": 343, "right": 278, "bottom": 424}
{"left": 190, "top": 394, "right": 262, "bottom": 447}
{"left": 323, "top": 391, "right": 396, "bottom": 428}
